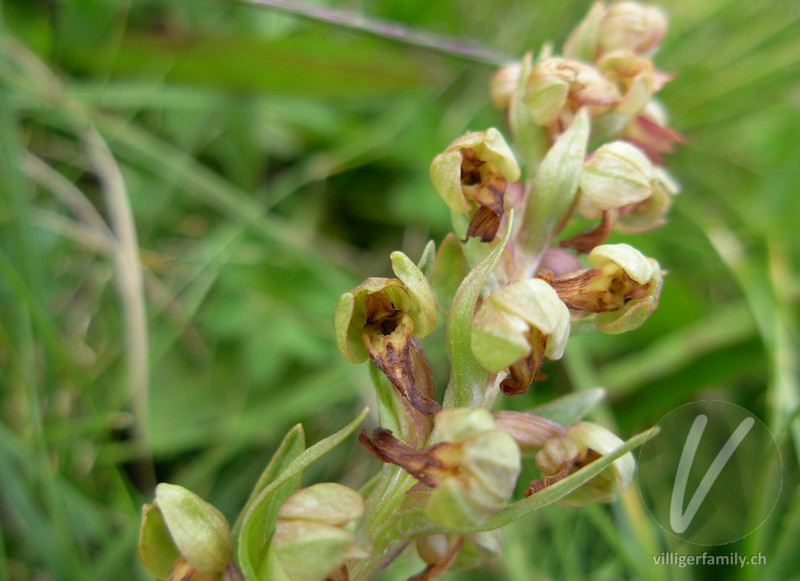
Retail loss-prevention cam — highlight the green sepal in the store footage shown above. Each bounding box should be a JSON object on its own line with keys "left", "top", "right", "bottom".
{"left": 519, "top": 108, "right": 590, "bottom": 260}
{"left": 417, "top": 240, "right": 436, "bottom": 281}
{"left": 443, "top": 213, "right": 514, "bottom": 409}
{"left": 430, "top": 149, "right": 470, "bottom": 213}
{"left": 271, "top": 520, "right": 366, "bottom": 581}
{"left": 391, "top": 250, "right": 437, "bottom": 338}
{"left": 138, "top": 504, "right": 181, "bottom": 580}
{"left": 155, "top": 483, "right": 233, "bottom": 572}
{"left": 425, "top": 478, "right": 490, "bottom": 529}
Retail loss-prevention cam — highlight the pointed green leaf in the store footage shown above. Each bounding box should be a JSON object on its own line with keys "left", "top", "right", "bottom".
{"left": 443, "top": 214, "right": 514, "bottom": 409}
{"left": 234, "top": 424, "right": 306, "bottom": 574}
{"left": 519, "top": 108, "right": 590, "bottom": 260}
{"left": 236, "top": 409, "right": 369, "bottom": 580}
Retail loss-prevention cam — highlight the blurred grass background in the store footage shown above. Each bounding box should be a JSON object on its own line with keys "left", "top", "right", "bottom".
{"left": 0, "top": 0, "right": 798, "bottom": 579}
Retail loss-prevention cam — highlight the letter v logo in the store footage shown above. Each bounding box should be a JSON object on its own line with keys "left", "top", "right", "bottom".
{"left": 670, "top": 414, "right": 755, "bottom": 533}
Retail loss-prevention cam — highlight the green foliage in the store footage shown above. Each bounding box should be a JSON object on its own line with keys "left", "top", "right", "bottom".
{"left": 1, "top": 0, "right": 799, "bottom": 580}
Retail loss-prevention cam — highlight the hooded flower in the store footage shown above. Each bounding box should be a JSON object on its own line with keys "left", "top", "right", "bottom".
{"left": 359, "top": 408, "right": 521, "bottom": 529}
{"left": 430, "top": 128, "right": 520, "bottom": 242}
{"left": 270, "top": 483, "right": 368, "bottom": 581}
{"left": 544, "top": 243, "right": 662, "bottom": 334}
{"left": 471, "top": 278, "right": 571, "bottom": 395}
{"left": 527, "top": 421, "right": 636, "bottom": 506}
{"left": 334, "top": 251, "right": 439, "bottom": 416}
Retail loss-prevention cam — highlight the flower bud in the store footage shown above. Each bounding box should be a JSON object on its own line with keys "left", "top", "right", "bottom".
{"left": 148, "top": 483, "right": 232, "bottom": 575}
{"left": 597, "top": 2, "right": 668, "bottom": 58}
{"left": 545, "top": 243, "right": 662, "bottom": 333}
{"left": 523, "top": 58, "right": 620, "bottom": 126}
{"left": 414, "top": 530, "right": 502, "bottom": 580}
{"left": 598, "top": 52, "right": 655, "bottom": 116}
{"left": 430, "top": 128, "right": 520, "bottom": 242}
{"left": 272, "top": 483, "right": 368, "bottom": 581}
{"left": 578, "top": 141, "right": 654, "bottom": 218}
{"left": 277, "top": 482, "right": 365, "bottom": 525}
{"left": 471, "top": 278, "right": 570, "bottom": 395}
{"left": 491, "top": 62, "right": 522, "bottom": 110}
{"left": 414, "top": 533, "right": 463, "bottom": 580}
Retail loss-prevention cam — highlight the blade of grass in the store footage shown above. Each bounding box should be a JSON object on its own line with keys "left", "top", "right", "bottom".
{"left": 80, "top": 125, "right": 154, "bottom": 490}
{"left": 233, "top": 0, "right": 510, "bottom": 64}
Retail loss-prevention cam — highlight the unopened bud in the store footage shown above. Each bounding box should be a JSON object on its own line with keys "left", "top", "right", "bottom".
{"left": 153, "top": 483, "right": 232, "bottom": 574}
{"left": 563, "top": 2, "right": 607, "bottom": 62}
{"left": 524, "top": 58, "right": 620, "bottom": 126}
{"left": 579, "top": 141, "right": 654, "bottom": 217}
{"left": 491, "top": 62, "right": 522, "bottom": 109}
{"left": 277, "top": 482, "right": 365, "bottom": 525}
{"left": 597, "top": 2, "right": 668, "bottom": 58}
{"left": 535, "top": 435, "right": 584, "bottom": 475}
{"left": 273, "top": 483, "right": 368, "bottom": 581}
